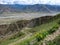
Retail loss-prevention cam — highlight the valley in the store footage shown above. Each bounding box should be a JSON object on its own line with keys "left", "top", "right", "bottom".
{"left": 0, "top": 12, "right": 60, "bottom": 45}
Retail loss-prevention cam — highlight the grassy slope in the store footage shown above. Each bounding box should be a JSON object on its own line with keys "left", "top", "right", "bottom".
{"left": 15, "top": 14, "right": 60, "bottom": 45}
{"left": 0, "top": 14, "right": 60, "bottom": 45}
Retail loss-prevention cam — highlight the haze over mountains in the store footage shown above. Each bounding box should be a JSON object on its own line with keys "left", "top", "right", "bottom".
{"left": 0, "top": 4, "right": 60, "bottom": 13}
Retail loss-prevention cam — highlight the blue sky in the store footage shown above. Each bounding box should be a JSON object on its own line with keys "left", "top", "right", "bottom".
{"left": 0, "top": 0, "right": 60, "bottom": 5}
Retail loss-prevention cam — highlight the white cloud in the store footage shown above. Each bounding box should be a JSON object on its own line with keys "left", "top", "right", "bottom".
{"left": 0, "top": 0, "right": 60, "bottom": 5}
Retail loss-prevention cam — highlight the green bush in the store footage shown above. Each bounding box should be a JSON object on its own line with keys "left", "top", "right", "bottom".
{"left": 36, "top": 33, "right": 44, "bottom": 42}
{"left": 58, "top": 20, "right": 60, "bottom": 25}
{"left": 35, "top": 30, "right": 49, "bottom": 42}
{"left": 48, "top": 25, "right": 59, "bottom": 34}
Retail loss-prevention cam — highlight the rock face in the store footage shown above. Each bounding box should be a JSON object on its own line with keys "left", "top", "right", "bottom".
{"left": 0, "top": 16, "right": 52, "bottom": 36}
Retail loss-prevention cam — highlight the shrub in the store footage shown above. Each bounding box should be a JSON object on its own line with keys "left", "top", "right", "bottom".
{"left": 35, "top": 31, "right": 48, "bottom": 42}
{"left": 36, "top": 33, "right": 43, "bottom": 42}
{"left": 58, "top": 20, "right": 60, "bottom": 25}
{"left": 48, "top": 25, "right": 59, "bottom": 34}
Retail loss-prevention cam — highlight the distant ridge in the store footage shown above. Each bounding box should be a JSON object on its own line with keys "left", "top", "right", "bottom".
{"left": 0, "top": 4, "right": 60, "bottom": 13}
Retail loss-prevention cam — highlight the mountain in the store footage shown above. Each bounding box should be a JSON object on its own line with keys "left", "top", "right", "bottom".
{"left": 0, "top": 4, "right": 60, "bottom": 13}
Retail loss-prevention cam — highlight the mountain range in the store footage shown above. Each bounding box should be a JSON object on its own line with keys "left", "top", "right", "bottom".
{"left": 0, "top": 4, "right": 60, "bottom": 13}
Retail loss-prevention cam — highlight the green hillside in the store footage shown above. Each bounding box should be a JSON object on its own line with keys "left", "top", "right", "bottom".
{"left": 0, "top": 14, "right": 60, "bottom": 45}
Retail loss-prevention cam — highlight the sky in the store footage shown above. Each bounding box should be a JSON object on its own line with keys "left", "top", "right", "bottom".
{"left": 0, "top": 0, "right": 60, "bottom": 5}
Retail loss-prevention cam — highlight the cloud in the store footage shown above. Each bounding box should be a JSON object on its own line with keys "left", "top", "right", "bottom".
{"left": 0, "top": 0, "right": 60, "bottom": 5}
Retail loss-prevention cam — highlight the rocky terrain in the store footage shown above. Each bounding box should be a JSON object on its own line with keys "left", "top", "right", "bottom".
{"left": 0, "top": 16, "right": 52, "bottom": 38}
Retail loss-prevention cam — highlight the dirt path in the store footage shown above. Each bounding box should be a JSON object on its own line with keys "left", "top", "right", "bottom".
{"left": 40, "top": 27, "right": 60, "bottom": 45}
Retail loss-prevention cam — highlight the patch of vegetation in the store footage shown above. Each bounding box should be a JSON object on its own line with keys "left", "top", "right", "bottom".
{"left": 34, "top": 25, "right": 59, "bottom": 42}
{"left": 58, "top": 20, "right": 60, "bottom": 25}
{"left": 48, "top": 25, "right": 59, "bottom": 34}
